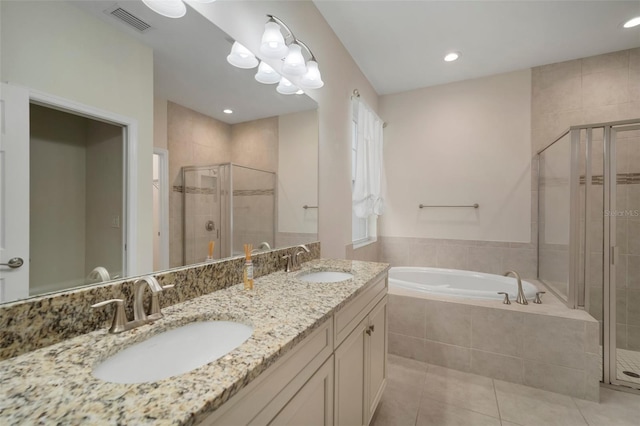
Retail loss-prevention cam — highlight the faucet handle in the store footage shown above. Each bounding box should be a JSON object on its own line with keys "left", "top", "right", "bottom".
{"left": 534, "top": 291, "right": 546, "bottom": 304}
{"left": 282, "top": 254, "right": 292, "bottom": 272}
{"left": 497, "top": 292, "right": 511, "bottom": 305}
{"left": 91, "top": 299, "right": 127, "bottom": 333}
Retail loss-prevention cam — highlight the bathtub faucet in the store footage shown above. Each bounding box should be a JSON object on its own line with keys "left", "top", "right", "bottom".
{"left": 503, "top": 270, "right": 528, "bottom": 305}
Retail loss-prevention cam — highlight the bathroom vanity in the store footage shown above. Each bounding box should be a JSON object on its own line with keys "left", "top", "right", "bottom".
{"left": 0, "top": 259, "right": 389, "bottom": 425}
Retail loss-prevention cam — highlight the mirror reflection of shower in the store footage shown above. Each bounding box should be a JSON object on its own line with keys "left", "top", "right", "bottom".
{"left": 181, "top": 163, "right": 276, "bottom": 265}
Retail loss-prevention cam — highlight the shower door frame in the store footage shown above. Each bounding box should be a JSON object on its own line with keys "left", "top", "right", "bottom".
{"left": 538, "top": 118, "right": 640, "bottom": 391}
{"left": 605, "top": 123, "right": 640, "bottom": 390}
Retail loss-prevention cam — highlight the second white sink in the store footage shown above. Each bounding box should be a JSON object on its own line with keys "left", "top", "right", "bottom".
{"left": 92, "top": 321, "right": 253, "bottom": 384}
{"left": 298, "top": 271, "right": 354, "bottom": 283}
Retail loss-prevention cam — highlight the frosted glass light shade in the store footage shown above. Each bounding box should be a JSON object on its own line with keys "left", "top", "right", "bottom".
{"left": 255, "top": 61, "right": 280, "bottom": 84}
{"left": 260, "top": 22, "right": 288, "bottom": 59}
{"left": 299, "top": 61, "right": 324, "bottom": 89}
{"left": 282, "top": 43, "right": 307, "bottom": 76}
{"left": 141, "top": 0, "right": 186, "bottom": 18}
{"left": 276, "top": 77, "right": 299, "bottom": 95}
{"left": 227, "top": 42, "right": 258, "bottom": 69}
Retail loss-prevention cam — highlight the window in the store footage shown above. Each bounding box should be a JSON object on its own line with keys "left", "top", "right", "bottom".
{"left": 351, "top": 100, "right": 383, "bottom": 247}
{"left": 352, "top": 116, "right": 370, "bottom": 244}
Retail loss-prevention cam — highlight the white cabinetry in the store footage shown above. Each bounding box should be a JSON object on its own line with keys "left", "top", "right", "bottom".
{"left": 200, "top": 274, "right": 387, "bottom": 426}
{"left": 334, "top": 294, "right": 387, "bottom": 426}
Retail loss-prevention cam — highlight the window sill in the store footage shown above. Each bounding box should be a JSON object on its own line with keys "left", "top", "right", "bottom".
{"left": 352, "top": 237, "right": 377, "bottom": 250}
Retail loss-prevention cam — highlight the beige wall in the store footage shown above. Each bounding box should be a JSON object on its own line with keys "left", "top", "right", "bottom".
{"left": 189, "top": 1, "right": 380, "bottom": 259}
{"left": 278, "top": 110, "right": 319, "bottom": 235}
{"left": 85, "top": 120, "right": 124, "bottom": 279}
{"left": 379, "top": 69, "right": 532, "bottom": 243}
{"left": 1, "top": 0, "right": 155, "bottom": 275}
{"left": 29, "top": 105, "right": 87, "bottom": 293}
{"left": 154, "top": 98, "right": 168, "bottom": 150}
{"left": 231, "top": 117, "right": 279, "bottom": 172}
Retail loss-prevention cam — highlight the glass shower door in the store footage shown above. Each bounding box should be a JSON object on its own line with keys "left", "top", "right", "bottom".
{"left": 609, "top": 124, "right": 640, "bottom": 389}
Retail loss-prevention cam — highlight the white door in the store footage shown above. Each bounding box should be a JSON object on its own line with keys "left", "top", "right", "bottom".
{"left": 0, "top": 83, "right": 30, "bottom": 302}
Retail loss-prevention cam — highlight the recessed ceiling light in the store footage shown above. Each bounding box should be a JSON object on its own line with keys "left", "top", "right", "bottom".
{"left": 623, "top": 16, "right": 640, "bottom": 28}
{"left": 223, "top": 109, "right": 233, "bottom": 114}
{"left": 296, "top": 89, "right": 304, "bottom": 95}
{"left": 444, "top": 52, "right": 460, "bottom": 62}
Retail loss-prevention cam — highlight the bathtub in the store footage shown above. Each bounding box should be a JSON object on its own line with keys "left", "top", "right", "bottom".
{"left": 388, "top": 266, "right": 538, "bottom": 301}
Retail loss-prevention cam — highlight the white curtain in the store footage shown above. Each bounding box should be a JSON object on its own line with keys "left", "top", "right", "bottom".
{"left": 352, "top": 99, "right": 384, "bottom": 218}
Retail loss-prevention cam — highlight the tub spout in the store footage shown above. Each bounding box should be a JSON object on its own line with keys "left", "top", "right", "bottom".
{"left": 503, "top": 270, "right": 528, "bottom": 305}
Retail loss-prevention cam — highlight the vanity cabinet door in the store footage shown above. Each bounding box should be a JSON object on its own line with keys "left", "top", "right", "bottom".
{"left": 270, "top": 356, "right": 334, "bottom": 426}
{"left": 366, "top": 297, "right": 387, "bottom": 424}
{"left": 334, "top": 318, "right": 367, "bottom": 426}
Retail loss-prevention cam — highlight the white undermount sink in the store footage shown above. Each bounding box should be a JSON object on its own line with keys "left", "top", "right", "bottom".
{"left": 92, "top": 321, "right": 253, "bottom": 384}
{"left": 297, "top": 271, "right": 354, "bottom": 283}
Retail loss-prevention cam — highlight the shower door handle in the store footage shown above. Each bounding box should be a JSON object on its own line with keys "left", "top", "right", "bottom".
{"left": 611, "top": 246, "right": 618, "bottom": 266}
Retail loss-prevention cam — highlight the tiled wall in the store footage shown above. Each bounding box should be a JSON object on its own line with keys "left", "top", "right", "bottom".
{"left": 378, "top": 236, "right": 537, "bottom": 278}
{"left": 531, "top": 48, "right": 640, "bottom": 345}
{"left": 0, "top": 243, "right": 320, "bottom": 361}
{"left": 388, "top": 293, "right": 600, "bottom": 401}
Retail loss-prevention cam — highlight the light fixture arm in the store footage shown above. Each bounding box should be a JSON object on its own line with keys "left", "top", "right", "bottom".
{"left": 267, "top": 14, "right": 318, "bottom": 62}
{"left": 267, "top": 15, "right": 296, "bottom": 45}
{"left": 296, "top": 39, "right": 317, "bottom": 62}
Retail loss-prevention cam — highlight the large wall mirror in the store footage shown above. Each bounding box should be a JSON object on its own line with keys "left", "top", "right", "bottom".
{"left": 0, "top": 0, "right": 318, "bottom": 304}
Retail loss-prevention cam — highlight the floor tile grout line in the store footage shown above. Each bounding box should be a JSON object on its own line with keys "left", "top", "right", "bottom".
{"left": 571, "top": 395, "right": 591, "bottom": 426}
{"left": 416, "top": 376, "right": 504, "bottom": 423}
{"left": 414, "top": 363, "right": 430, "bottom": 426}
{"left": 492, "top": 378, "right": 503, "bottom": 424}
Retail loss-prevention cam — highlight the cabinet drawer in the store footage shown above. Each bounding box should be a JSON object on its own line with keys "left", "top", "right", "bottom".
{"left": 200, "top": 320, "right": 334, "bottom": 426}
{"left": 334, "top": 275, "right": 387, "bottom": 347}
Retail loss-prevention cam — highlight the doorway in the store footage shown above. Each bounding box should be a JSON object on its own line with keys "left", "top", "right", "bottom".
{"left": 0, "top": 83, "right": 137, "bottom": 303}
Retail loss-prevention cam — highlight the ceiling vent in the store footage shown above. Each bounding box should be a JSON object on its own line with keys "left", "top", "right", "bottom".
{"left": 107, "top": 6, "right": 152, "bottom": 33}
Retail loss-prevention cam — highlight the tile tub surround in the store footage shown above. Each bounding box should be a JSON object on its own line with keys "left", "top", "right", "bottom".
{"left": 0, "top": 258, "right": 390, "bottom": 425}
{"left": 388, "top": 280, "right": 600, "bottom": 401}
{"left": 378, "top": 236, "right": 537, "bottom": 279}
{"left": 0, "top": 242, "right": 319, "bottom": 361}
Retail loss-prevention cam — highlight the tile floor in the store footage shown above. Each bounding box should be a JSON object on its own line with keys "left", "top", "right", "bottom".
{"left": 371, "top": 354, "right": 640, "bottom": 426}
{"left": 616, "top": 348, "right": 640, "bottom": 385}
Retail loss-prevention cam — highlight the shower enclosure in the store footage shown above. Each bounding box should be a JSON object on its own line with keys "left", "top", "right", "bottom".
{"left": 181, "top": 163, "right": 276, "bottom": 264}
{"left": 537, "top": 119, "right": 640, "bottom": 391}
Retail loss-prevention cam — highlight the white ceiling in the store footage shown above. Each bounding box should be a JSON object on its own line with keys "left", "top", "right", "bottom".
{"left": 71, "top": 0, "right": 317, "bottom": 124}
{"left": 314, "top": 0, "right": 640, "bottom": 95}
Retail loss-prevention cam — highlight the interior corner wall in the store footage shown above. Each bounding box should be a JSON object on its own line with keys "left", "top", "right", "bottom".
{"left": 0, "top": 0, "right": 155, "bottom": 275}
{"left": 29, "top": 105, "right": 88, "bottom": 294}
{"left": 379, "top": 69, "right": 532, "bottom": 242}
{"left": 189, "top": 1, "right": 380, "bottom": 259}
{"left": 278, "top": 110, "right": 319, "bottom": 235}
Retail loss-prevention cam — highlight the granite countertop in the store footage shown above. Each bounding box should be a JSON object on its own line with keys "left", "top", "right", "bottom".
{"left": 0, "top": 259, "right": 389, "bottom": 425}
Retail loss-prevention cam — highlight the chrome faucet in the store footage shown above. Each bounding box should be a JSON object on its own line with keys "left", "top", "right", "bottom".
{"left": 91, "top": 275, "right": 173, "bottom": 334}
{"left": 251, "top": 241, "right": 272, "bottom": 254}
{"left": 133, "top": 276, "right": 165, "bottom": 322}
{"left": 283, "top": 244, "right": 310, "bottom": 272}
{"left": 503, "top": 270, "right": 527, "bottom": 305}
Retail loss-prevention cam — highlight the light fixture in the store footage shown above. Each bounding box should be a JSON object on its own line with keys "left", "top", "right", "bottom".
{"left": 296, "top": 89, "right": 304, "bottom": 95}
{"left": 282, "top": 43, "right": 307, "bottom": 76}
{"left": 276, "top": 77, "right": 300, "bottom": 95}
{"left": 255, "top": 61, "right": 280, "bottom": 84}
{"left": 444, "top": 52, "right": 460, "bottom": 62}
{"left": 227, "top": 41, "right": 258, "bottom": 69}
{"left": 255, "top": 15, "right": 324, "bottom": 91}
{"left": 142, "top": 0, "right": 216, "bottom": 19}
{"left": 260, "top": 21, "right": 289, "bottom": 59}
{"left": 223, "top": 109, "right": 233, "bottom": 114}
{"left": 299, "top": 60, "right": 324, "bottom": 89}
{"left": 623, "top": 16, "right": 640, "bottom": 28}
{"left": 141, "top": 0, "right": 186, "bottom": 18}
